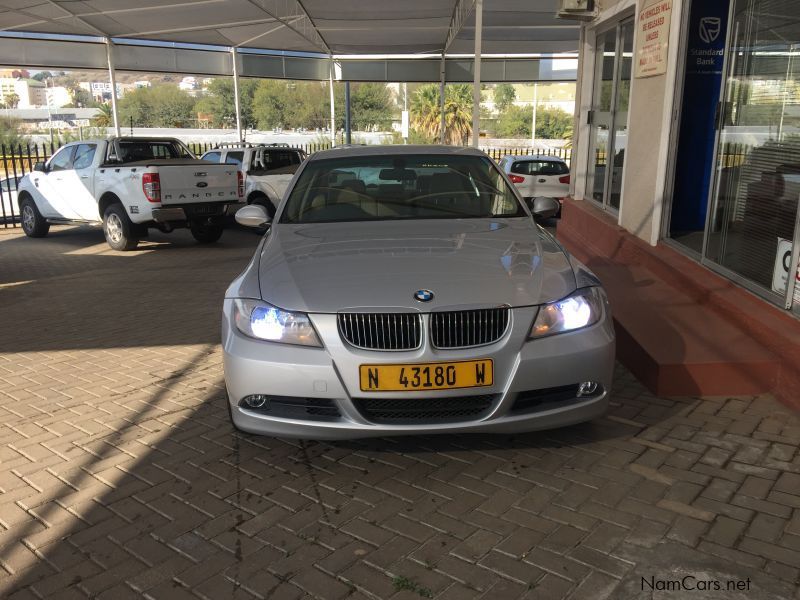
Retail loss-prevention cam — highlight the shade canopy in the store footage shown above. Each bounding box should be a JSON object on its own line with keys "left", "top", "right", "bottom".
{"left": 1, "top": 0, "right": 580, "bottom": 55}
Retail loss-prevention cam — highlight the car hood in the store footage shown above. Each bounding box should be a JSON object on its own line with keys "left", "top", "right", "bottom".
{"left": 257, "top": 219, "right": 576, "bottom": 313}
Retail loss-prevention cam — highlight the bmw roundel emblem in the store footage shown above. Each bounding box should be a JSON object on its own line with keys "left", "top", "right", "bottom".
{"left": 414, "top": 289, "right": 434, "bottom": 302}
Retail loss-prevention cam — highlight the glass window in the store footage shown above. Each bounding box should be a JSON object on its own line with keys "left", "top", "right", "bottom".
{"left": 250, "top": 149, "right": 303, "bottom": 173}
{"left": 512, "top": 161, "right": 569, "bottom": 176}
{"left": 117, "top": 140, "right": 193, "bottom": 162}
{"left": 203, "top": 151, "right": 221, "bottom": 163}
{"left": 225, "top": 151, "right": 244, "bottom": 166}
{"left": 586, "top": 19, "right": 633, "bottom": 211}
{"left": 705, "top": 0, "right": 800, "bottom": 303}
{"left": 49, "top": 146, "right": 75, "bottom": 172}
{"left": 280, "top": 155, "right": 525, "bottom": 224}
{"left": 72, "top": 144, "right": 97, "bottom": 170}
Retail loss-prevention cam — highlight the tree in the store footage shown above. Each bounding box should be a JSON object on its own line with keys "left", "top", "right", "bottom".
{"left": 496, "top": 105, "right": 573, "bottom": 139}
{"left": 32, "top": 71, "right": 54, "bottom": 82}
{"left": 338, "top": 83, "right": 393, "bottom": 131}
{"left": 410, "top": 84, "right": 473, "bottom": 145}
{"left": 493, "top": 84, "right": 516, "bottom": 112}
{"left": 252, "top": 80, "right": 289, "bottom": 129}
{"left": 194, "top": 78, "right": 258, "bottom": 128}
{"left": 536, "top": 106, "right": 573, "bottom": 140}
{"left": 0, "top": 117, "right": 26, "bottom": 147}
{"left": 250, "top": 80, "right": 394, "bottom": 132}
{"left": 4, "top": 93, "right": 20, "bottom": 109}
{"left": 66, "top": 84, "right": 93, "bottom": 108}
{"left": 118, "top": 85, "right": 196, "bottom": 128}
{"left": 91, "top": 104, "right": 114, "bottom": 128}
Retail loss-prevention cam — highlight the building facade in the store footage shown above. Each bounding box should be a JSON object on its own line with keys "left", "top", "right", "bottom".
{"left": 0, "top": 78, "right": 46, "bottom": 108}
{"left": 570, "top": 0, "right": 800, "bottom": 316}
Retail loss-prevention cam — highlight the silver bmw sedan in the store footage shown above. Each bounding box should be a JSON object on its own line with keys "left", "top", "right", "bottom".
{"left": 222, "top": 145, "right": 615, "bottom": 440}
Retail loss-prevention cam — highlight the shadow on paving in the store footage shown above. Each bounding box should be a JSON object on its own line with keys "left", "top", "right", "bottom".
{"left": 0, "top": 354, "right": 735, "bottom": 599}
{"left": 1, "top": 225, "right": 797, "bottom": 600}
{"left": 0, "top": 225, "right": 260, "bottom": 352}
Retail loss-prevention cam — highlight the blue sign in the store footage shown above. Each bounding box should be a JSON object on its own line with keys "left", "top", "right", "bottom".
{"left": 670, "top": 0, "right": 729, "bottom": 235}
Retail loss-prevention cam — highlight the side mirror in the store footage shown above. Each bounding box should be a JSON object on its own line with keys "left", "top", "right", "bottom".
{"left": 107, "top": 153, "right": 120, "bottom": 163}
{"left": 235, "top": 204, "right": 270, "bottom": 228}
{"left": 33, "top": 162, "right": 46, "bottom": 173}
{"left": 530, "top": 197, "right": 561, "bottom": 220}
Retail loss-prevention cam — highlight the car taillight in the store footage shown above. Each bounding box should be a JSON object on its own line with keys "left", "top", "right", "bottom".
{"left": 142, "top": 173, "right": 161, "bottom": 203}
{"left": 237, "top": 171, "right": 244, "bottom": 198}
{"left": 509, "top": 174, "right": 525, "bottom": 184}
{"left": 559, "top": 175, "right": 571, "bottom": 184}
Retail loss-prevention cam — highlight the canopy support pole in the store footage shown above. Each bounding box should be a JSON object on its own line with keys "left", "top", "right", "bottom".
{"left": 104, "top": 38, "right": 121, "bottom": 137}
{"left": 231, "top": 47, "right": 243, "bottom": 142}
{"left": 329, "top": 56, "right": 336, "bottom": 147}
{"left": 472, "top": 0, "right": 482, "bottom": 148}
{"left": 439, "top": 54, "right": 446, "bottom": 144}
{"left": 344, "top": 81, "right": 352, "bottom": 145}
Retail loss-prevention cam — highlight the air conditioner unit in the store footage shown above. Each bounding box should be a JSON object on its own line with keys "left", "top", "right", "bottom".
{"left": 557, "top": 0, "right": 597, "bottom": 21}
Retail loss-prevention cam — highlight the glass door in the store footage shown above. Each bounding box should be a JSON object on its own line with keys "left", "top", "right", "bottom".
{"left": 704, "top": 0, "right": 800, "bottom": 309}
{"left": 587, "top": 19, "right": 634, "bottom": 211}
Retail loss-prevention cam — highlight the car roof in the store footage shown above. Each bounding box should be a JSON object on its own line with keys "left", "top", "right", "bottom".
{"left": 308, "top": 144, "right": 488, "bottom": 162}
{"left": 503, "top": 154, "right": 567, "bottom": 162}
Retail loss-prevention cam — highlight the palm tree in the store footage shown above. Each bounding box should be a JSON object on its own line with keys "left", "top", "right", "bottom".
{"left": 5, "top": 93, "right": 19, "bottom": 109}
{"left": 562, "top": 122, "right": 574, "bottom": 149}
{"left": 91, "top": 103, "right": 113, "bottom": 128}
{"left": 410, "top": 84, "right": 473, "bottom": 145}
{"left": 443, "top": 84, "right": 472, "bottom": 145}
{"left": 410, "top": 84, "right": 440, "bottom": 141}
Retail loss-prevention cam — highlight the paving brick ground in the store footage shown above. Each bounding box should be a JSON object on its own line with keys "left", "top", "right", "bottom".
{"left": 0, "top": 224, "right": 799, "bottom": 600}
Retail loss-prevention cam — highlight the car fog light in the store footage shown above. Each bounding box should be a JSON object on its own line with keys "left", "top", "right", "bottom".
{"left": 242, "top": 394, "right": 269, "bottom": 409}
{"left": 577, "top": 382, "right": 599, "bottom": 397}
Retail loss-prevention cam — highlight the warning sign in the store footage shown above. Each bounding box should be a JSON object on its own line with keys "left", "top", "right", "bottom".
{"left": 635, "top": 0, "right": 673, "bottom": 78}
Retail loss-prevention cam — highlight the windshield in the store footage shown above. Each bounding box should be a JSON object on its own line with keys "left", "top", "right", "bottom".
{"left": 280, "top": 154, "right": 525, "bottom": 223}
{"left": 116, "top": 140, "right": 194, "bottom": 162}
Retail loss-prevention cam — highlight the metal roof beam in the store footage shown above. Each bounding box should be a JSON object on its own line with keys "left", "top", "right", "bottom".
{"left": 244, "top": 0, "right": 330, "bottom": 53}
{"left": 444, "top": 0, "right": 475, "bottom": 52}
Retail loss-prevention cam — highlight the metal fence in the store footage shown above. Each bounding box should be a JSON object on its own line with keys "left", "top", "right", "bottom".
{"left": 1, "top": 141, "right": 574, "bottom": 228}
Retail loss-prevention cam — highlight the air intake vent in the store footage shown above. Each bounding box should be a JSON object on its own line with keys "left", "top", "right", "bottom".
{"left": 354, "top": 395, "right": 498, "bottom": 424}
{"left": 338, "top": 312, "right": 422, "bottom": 351}
{"left": 430, "top": 307, "right": 510, "bottom": 349}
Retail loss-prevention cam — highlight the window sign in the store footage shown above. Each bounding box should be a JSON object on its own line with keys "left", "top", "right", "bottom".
{"left": 635, "top": 0, "right": 673, "bottom": 78}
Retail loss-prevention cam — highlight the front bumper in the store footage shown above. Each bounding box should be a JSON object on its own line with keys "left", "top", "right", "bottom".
{"left": 222, "top": 302, "right": 615, "bottom": 440}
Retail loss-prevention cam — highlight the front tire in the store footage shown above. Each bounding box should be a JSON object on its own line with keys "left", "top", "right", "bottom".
{"left": 103, "top": 204, "right": 139, "bottom": 251}
{"left": 19, "top": 197, "right": 50, "bottom": 238}
{"left": 190, "top": 221, "right": 224, "bottom": 244}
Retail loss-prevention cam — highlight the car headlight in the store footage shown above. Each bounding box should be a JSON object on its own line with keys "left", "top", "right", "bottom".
{"left": 530, "top": 287, "right": 605, "bottom": 338}
{"left": 233, "top": 299, "right": 322, "bottom": 347}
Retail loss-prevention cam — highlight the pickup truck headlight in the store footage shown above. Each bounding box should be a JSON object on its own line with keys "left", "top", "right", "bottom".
{"left": 530, "top": 287, "right": 605, "bottom": 338}
{"left": 233, "top": 299, "right": 321, "bottom": 347}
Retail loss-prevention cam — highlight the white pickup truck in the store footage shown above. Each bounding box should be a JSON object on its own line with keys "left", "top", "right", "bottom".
{"left": 17, "top": 137, "right": 242, "bottom": 250}
{"left": 200, "top": 143, "right": 305, "bottom": 219}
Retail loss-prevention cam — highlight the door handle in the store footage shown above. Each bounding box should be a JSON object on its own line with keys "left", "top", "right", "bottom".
{"left": 80, "top": 175, "right": 90, "bottom": 179}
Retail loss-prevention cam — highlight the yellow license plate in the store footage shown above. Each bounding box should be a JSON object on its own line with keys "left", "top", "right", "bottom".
{"left": 359, "top": 359, "right": 493, "bottom": 392}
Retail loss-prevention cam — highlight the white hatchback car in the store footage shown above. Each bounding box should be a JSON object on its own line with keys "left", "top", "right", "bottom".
{"left": 499, "top": 155, "right": 570, "bottom": 216}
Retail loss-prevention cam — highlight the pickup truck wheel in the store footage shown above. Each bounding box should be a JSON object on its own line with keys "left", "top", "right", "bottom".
{"left": 103, "top": 204, "right": 139, "bottom": 251}
{"left": 19, "top": 197, "right": 50, "bottom": 238}
{"left": 190, "top": 221, "right": 224, "bottom": 244}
